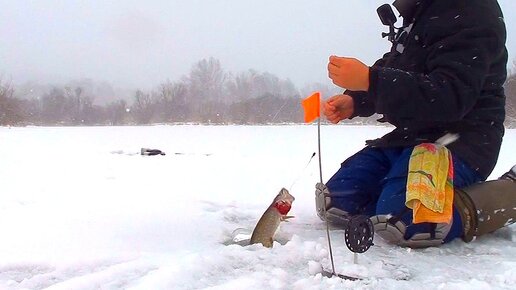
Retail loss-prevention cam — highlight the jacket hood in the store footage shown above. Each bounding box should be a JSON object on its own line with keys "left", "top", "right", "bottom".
{"left": 393, "top": 0, "right": 425, "bottom": 21}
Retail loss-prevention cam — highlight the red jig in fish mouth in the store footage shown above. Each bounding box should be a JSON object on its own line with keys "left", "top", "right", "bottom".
{"left": 274, "top": 200, "right": 292, "bottom": 215}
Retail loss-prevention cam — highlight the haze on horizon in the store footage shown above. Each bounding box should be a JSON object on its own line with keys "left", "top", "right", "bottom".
{"left": 1, "top": 0, "right": 516, "bottom": 92}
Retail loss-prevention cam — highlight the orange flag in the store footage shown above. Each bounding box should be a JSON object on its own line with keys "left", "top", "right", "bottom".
{"left": 302, "top": 92, "right": 321, "bottom": 123}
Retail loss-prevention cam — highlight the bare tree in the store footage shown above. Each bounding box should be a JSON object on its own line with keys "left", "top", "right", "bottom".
{"left": 157, "top": 81, "right": 189, "bottom": 122}
{"left": 131, "top": 89, "right": 155, "bottom": 124}
{"left": 105, "top": 100, "right": 128, "bottom": 125}
{"left": 227, "top": 69, "right": 300, "bottom": 102}
{"left": 226, "top": 70, "right": 260, "bottom": 102}
{"left": 40, "top": 87, "right": 71, "bottom": 124}
{"left": 65, "top": 86, "right": 84, "bottom": 124}
{"left": 505, "top": 71, "right": 516, "bottom": 128}
{"left": 249, "top": 72, "right": 299, "bottom": 99}
{"left": 188, "top": 57, "right": 227, "bottom": 101}
{"left": 186, "top": 58, "right": 228, "bottom": 121}
{"left": 0, "top": 78, "right": 23, "bottom": 125}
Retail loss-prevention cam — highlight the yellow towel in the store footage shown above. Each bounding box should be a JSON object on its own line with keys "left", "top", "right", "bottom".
{"left": 406, "top": 143, "right": 454, "bottom": 224}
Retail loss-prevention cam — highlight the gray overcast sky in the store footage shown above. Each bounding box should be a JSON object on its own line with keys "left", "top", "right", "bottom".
{"left": 1, "top": 0, "right": 515, "bottom": 90}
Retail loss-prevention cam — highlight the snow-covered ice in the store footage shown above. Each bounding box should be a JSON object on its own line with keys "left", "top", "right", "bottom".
{"left": 0, "top": 125, "right": 515, "bottom": 290}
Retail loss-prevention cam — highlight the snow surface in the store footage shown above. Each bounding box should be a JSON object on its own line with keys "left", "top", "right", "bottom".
{"left": 0, "top": 125, "right": 515, "bottom": 290}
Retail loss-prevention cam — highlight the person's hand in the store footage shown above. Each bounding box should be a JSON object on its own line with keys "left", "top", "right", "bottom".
{"left": 328, "top": 56, "right": 370, "bottom": 91}
{"left": 323, "top": 94, "right": 355, "bottom": 124}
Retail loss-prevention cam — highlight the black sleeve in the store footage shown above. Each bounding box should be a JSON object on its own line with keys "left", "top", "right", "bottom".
{"left": 367, "top": 8, "right": 506, "bottom": 122}
{"left": 346, "top": 90, "right": 375, "bottom": 118}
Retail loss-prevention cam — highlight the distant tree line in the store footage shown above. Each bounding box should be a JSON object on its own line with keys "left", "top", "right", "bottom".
{"left": 1, "top": 58, "right": 342, "bottom": 126}
{"left": 1, "top": 57, "right": 515, "bottom": 127}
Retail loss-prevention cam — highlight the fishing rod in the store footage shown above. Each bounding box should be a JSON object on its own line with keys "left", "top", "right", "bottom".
{"left": 316, "top": 114, "right": 338, "bottom": 277}
{"left": 311, "top": 93, "right": 374, "bottom": 280}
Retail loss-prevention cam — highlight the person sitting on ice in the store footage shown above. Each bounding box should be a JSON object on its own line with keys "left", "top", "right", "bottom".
{"left": 315, "top": 0, "right": 516, "bottom": 248}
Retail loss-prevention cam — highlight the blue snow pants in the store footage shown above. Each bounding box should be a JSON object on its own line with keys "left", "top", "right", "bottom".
{"left": 326, "top": 147, "right": 484, "bottom": 243}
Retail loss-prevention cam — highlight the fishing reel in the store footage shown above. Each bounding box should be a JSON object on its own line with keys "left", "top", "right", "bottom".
{"left": 343, "top": 215, "right": 374, "bottom": 253}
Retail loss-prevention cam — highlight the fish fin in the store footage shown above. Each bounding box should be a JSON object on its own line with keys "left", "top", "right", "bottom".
{"left": 281, "top": 215, "right": 295, "bottom": 221}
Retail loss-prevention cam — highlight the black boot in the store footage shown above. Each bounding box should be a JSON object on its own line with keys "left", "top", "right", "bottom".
{"left": 314, "top": 183, "right": 350, "bottom": 225}
{"left": 455, "top": 165, "right": 516, "bottom": 242}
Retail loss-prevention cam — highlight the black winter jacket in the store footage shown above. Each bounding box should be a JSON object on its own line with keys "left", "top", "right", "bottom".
{"left": 348, "top": 0, "right": 508, "bottom": 179}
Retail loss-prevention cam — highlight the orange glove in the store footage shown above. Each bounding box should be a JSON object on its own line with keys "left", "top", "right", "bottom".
{"left": 323, "top": 94, "right": 355, "bottom": 124}
{"left": 327, "top": 56, "right": 370, "bottom": 91}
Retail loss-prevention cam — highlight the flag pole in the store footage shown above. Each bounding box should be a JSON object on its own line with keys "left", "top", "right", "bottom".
{"left": 317, "top": 102, "right": 337, "bottom": 277}
{"left": 302, "top": 92, "right": 338, "bottom": 276}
